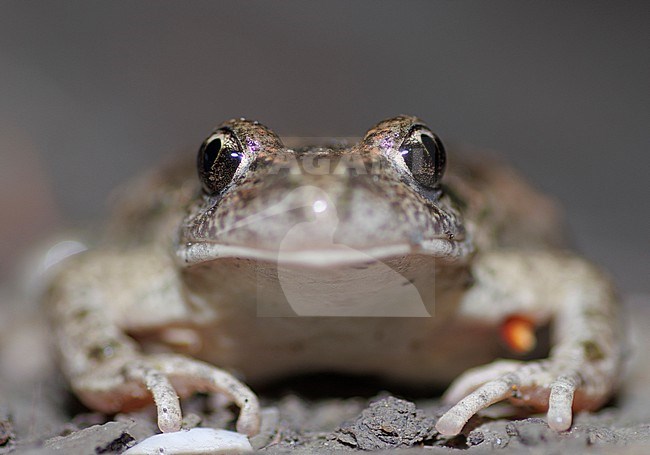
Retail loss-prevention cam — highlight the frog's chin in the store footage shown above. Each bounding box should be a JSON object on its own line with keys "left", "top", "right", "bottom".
{"left": 177, "top": 238, "right": 472, "bottom": 268}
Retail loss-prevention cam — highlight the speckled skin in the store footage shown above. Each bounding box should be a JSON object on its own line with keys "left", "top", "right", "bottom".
{"left": 46, "top": 116, "right": 622, "bottom": 437}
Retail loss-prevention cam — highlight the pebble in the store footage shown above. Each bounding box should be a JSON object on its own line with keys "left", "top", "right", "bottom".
{"left": 123, "top": 428, "right": 253, "bottom": 454}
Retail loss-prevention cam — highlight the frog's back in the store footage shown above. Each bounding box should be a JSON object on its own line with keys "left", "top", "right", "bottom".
{"left": 445, "top": 148, "right": 567, "bottom": 251}
{"left": 104, "top": 152, "right": 199, "bottom": 247}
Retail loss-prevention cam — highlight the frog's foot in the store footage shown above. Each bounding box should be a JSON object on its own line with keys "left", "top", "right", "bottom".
{"left": 75, "top": 354, "right": 260, "bottom": 436}
{"left": 435, "top": 358, "right": 602, "bottom": 436}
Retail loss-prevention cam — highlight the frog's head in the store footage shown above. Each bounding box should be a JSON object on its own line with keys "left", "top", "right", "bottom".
{"left": 178, "top": 116, "right": 472, "bottom": 268}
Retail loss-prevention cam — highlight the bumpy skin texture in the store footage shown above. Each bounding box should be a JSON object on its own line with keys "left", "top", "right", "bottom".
{"left": 46, "top": 116, "right": 622, "bottom": 437}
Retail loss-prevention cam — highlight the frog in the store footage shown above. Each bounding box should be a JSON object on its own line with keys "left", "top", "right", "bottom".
{"left": 45, "top": 115, "right": 623, "bottom": 438}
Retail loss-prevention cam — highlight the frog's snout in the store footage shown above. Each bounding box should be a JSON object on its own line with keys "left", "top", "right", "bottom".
{"left": 181, "top": 168, "right": 465, "bottom": 267}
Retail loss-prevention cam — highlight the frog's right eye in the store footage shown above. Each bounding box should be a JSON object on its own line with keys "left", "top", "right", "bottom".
{"left": 197, "top": 130, "right": 244, "bottom": 195}
{"left": 398, "top": 126, "right": 446, "bottom": 189}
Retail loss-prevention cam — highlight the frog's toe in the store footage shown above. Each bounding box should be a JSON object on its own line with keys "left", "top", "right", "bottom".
{"left": 442, "top": 359, "right": 522, "bottom": 404}
{"left": 547, "top": 375, "right": 578, "bottom": 431}
{"left": 125, "top": 363, "right": 182, "bottom": 432}
{"left": 123, "top": 354, "right": 260, "bottom": 435}
{"left": 151, "top": 354, "right": 261, "bottom": 436}
{"left": 436, "top": 374, "right": 514, "bottom": 435}
{"left": 436, "top": 360, "right": 585, "bottom": 436}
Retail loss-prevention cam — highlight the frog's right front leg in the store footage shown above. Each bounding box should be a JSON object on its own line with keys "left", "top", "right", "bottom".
{"left": 46, "top": 249, "right": 260, "bottom": 435}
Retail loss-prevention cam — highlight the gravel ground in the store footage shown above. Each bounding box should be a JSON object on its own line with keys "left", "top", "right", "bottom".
{"left": 1, "top": 293, "right": 649, "bottom": 454}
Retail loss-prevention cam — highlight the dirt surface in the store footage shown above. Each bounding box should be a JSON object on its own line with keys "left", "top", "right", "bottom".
{"left": 1, "top": 293, "right": 649, "bottom": 454}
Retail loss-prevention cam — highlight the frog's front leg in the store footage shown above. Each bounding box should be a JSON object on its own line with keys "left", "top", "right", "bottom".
{"left": 435, "top": 250, "right": 623, "bottom": 436}
{"left": 47, "top": 249, "right": 260, "bottom": 435}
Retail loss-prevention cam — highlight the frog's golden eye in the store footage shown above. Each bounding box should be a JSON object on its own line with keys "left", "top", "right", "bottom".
{"left": 197, "top": 129, "right": 244, "bottom": 195}
{"left": 399, "top": 127, "right": 446, "bottom": 188}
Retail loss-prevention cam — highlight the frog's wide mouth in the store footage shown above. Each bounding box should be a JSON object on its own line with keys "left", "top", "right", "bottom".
{"left": 179, "top": 155, "right": 472, "bottom": 268}
{"left": 177, "top": 237, "right": 472, "bottom": 268}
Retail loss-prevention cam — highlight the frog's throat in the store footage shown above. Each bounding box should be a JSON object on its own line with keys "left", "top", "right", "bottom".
{"left": 177, "top": 238, "right": 472, "bottom": 268}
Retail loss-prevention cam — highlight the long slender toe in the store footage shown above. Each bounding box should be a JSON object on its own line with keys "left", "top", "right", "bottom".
{"left": 436, "top": 379, "right": 512, "bottom": 435}
{"left": 139, "top": 367, "right": 182, "bottom": 433}
{"left": 236, "top": 403, "right": 261, "bottom": 437}
{"left": 442, "top": 360, "right": 521, "bottom": 404}
{"left": 547, "top": 375, "right": 577, "bottom": 431}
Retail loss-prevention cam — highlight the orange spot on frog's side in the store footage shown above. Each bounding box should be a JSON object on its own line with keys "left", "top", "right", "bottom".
{"left": 501, "top": 315, "right": 536, "bottom": 354}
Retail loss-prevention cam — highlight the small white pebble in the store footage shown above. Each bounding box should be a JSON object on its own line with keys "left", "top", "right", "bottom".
{"left": 123, "top": 428, "right": 253, "bottom": 454}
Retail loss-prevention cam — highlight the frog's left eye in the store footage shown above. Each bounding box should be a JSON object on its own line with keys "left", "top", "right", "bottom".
{"left": 197, "top": 130, "right": 244, "bottom": 195}
{"left": 399, "top": 127, "right": 446, "bottom": 188}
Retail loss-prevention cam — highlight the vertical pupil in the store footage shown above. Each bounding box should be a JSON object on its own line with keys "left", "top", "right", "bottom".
{"left": 400, "top": 132, "right": 446, "bottom": 189}
{"left": 198, "top": 135, "right": 244, "bottom": 195}
{"left": 420, "top": 134, "right": 437, "bottom": 161}
{"left": 420, "top": 133, "right": 445, "bottom": 181}
{"left": 202, "top": 138, "right": 222, "bottom": 176}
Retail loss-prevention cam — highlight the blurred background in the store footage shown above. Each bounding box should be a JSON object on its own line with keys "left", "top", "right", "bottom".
{"left": 1, "top": 0, "right": 648, "bottom": 293}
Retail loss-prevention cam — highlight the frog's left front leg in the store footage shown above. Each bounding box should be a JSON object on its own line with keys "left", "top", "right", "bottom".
{"left": 48, "top": 249, "right": 260, "bottom": 435}
{"left": 435, "top": 250, "right": 623, "bottom": 436}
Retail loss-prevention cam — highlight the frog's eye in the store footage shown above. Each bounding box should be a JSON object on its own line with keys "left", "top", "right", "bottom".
{"left": 197, "top": 130, "right": 244, "bottom": 195}
{"left": 399, "top": 127, "right": 446, "bottom": 188}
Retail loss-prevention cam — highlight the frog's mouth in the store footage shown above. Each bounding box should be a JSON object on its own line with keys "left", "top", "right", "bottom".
{"left": 178, "top": 237, "right": 471, "bottom": 268}
{"left": 179, "top": 170, "right": 471, "bottom": 268}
